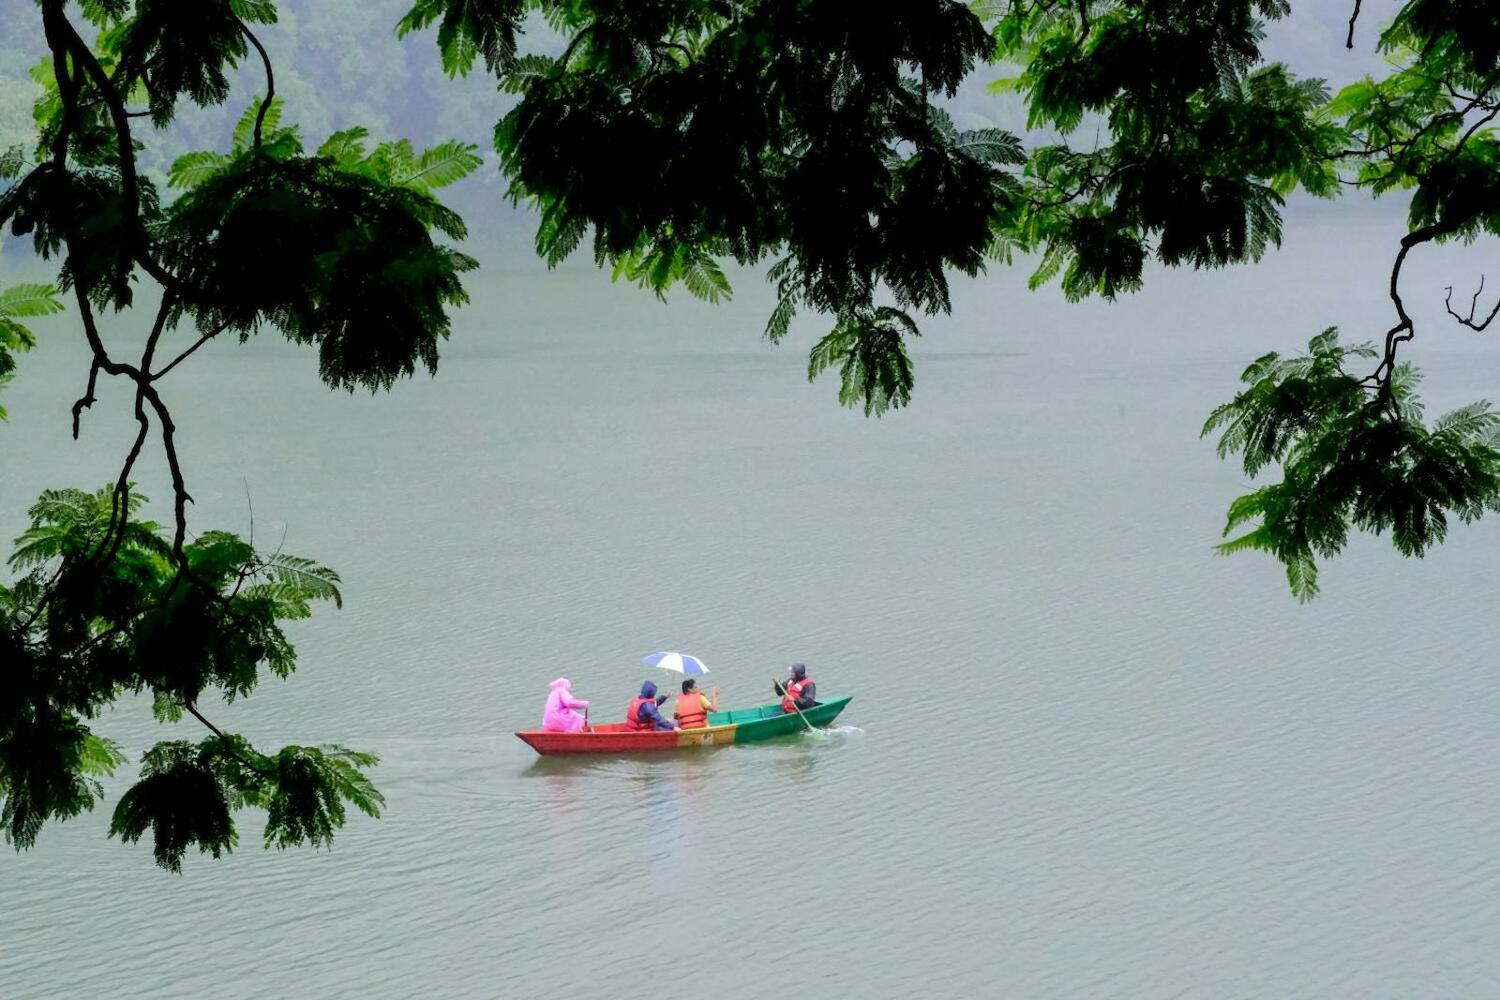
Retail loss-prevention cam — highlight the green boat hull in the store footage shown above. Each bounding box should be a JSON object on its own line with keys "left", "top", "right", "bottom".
{"left": 706, "top": 696, "right": 852, "bottom": 743}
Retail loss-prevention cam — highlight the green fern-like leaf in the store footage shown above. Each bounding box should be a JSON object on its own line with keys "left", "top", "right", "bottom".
{"left": 78, "top": 733, "right": 126, "bottom": 777}
{"left": 765, "top": 292, "right": 797, "bottom": 343}
{"left": 262, "top": 553, "right": 343, "bottom": 609}
{"left": 232, "top": 97, "right": 283, "bottom": 153}
{"left": 0, "top": 283, "right": 64, "bottom": 318}
{"left": 262, "top": 744, "right": 382, "bottom": 851}
{"left": 1285, "top": 552, "right": 1319, "bottom": 603}
{"left": 229, "top": 0, "right": 278, "bottom": 23}
{"left": 807, "top": 310, "right": 919, "bottom": 417}
{"left": 682, "top": 254, "right": 733, "bottom": 304}
{"left": 953, "top": 128, "right": 1026, "bottom": 165}
{"left": 395, "top": 140, "right": 482, "bottom": 191}
{"left": 500, "top": 53, "right": 556, "bottom": 94}
{"left": 1431, "top": 400, "right": 1498, "bottom": 442}
{"left": 316, "top": 127, "right": 370, "bottom": 167}
{"left": 167, "top": 150, "right": 229, "bottom": 190}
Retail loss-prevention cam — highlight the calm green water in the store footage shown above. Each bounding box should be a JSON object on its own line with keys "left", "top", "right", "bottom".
{"left": 4, "top": 213, "right": 1500, "bottom": 998}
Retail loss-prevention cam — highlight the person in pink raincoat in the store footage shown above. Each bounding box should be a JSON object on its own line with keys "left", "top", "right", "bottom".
{"left": 542, "top": 678, "right": 589, "bottom": 733}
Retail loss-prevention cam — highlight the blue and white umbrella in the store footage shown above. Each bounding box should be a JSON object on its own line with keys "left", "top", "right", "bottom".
{"left": 641, "top": 651, "right": 710, "bottom": 677}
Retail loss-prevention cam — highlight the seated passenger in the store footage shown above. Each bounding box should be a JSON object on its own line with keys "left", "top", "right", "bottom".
{"left": 674, "top": 678, "right": 719, "bottom": 729}
{"left": 625, "top": 680, "right": 678, "bottom": 731}
{"left": 773, "top": 663, "right": 816, "bottom": 714}
{"left": 541, "top": 677, "right": 589, "bottom": 733}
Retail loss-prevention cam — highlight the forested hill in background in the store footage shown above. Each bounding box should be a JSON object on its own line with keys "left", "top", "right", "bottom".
{"left": 0, "top": 0, "right": 533, "bottom": 256}
{"left": 0, "top": 0, "right": 1397, "bottom": 265}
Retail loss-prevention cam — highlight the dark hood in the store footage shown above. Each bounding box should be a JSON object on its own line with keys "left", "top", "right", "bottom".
{"left": 639, "top": 680, "right": 658, "bottom": 699}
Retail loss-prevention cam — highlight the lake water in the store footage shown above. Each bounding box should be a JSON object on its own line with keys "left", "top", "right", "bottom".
{"left": 4, "top": 209, "right": 1500, "bottom": 998}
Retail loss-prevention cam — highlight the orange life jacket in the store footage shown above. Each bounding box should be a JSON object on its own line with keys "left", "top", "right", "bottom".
{"left": 676, "top": 693, "right": 708, "bottom": 729}
{"left": 781, "top": 677, "right": 812, "bottom": 714}
{"left": 625, "top": 696, "right": 654, "bottom": 731}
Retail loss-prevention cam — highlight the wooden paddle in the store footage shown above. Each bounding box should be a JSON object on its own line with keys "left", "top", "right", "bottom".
{"left": 773, "top": 677, "right": 829, "bottom": 741}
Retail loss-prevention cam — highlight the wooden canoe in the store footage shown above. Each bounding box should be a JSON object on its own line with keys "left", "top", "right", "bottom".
{"left": 515, "top": 696, "right": 852, "bottom": 757}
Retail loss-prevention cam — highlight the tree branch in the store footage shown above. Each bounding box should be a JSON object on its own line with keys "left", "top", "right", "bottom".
{"left": 70, "top": 357, "right": 101, "bottom": 439}
{"left": 1444, "top": 277, "right": 1500, "bottom": 331}
{"left": 49, "top": 1, "right": 184, "bottom": 291}
{"left": 236, "top": 17, "right": 275, "bottom": 151}
{"left": 139, "top": 380, "right": 193, "bottom": 560}
{"left": 1346, "top": 0, "right": 1362, "bottom": 50}
{"left": 1368, "top": 216, "right": 1473, "bottom": 409}
{"left": 151, "top": 320, "right": 231, "bottom": 381}
{"left": 185, "top": 702, "right": 273, "bottom": 774}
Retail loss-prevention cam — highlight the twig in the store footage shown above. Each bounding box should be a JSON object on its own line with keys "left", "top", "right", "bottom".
{"left": 1444, "top": 277, "right": 1500, "bottom": 331}
{"left": 1453, "top": 103, "right": 1500, "bottom": 157}
{"left": 244, "top": 478, "right": 255, "bottom": 547}
{"left": 70, "top": 357, "right": 101, "bottom": 439}
{"left": 186, "top": 702, "right": 273, "bottom": 773}
{"left": 1346, "top": 0, "right": 1362, "bottom": 50}
{"left": 94, "top": 392, "right": 150, "bottom": 566}
{"left": 152, "top": 319, "right": 231, "bottom": 381}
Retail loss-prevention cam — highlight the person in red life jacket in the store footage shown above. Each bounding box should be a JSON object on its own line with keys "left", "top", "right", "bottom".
{"left": 773, "top": 663, "right": 816, "bottom": 714}
{"left": 674, "top": 678, "right": 719, "bottom": 729}
{"left": 625, "top": 680, "right": 677, "bottom": 731}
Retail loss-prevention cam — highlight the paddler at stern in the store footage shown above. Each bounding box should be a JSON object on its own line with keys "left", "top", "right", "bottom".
{"left": 773, "top": 663, "right": 816, "bottom": 713}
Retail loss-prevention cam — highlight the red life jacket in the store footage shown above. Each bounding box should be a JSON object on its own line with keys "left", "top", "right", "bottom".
{"left": 625, "top": 696, "right": 655, "bottom": 731}
{"left": 781, "top": 677, "right": 812, "bottom": 714}
{"left": 676, "top": 693, "right": 708, "bottom": 729}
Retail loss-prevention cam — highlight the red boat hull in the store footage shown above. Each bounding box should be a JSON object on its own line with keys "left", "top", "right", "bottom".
{"left": 515, "top": 721, "right": 703, "bottom": 756}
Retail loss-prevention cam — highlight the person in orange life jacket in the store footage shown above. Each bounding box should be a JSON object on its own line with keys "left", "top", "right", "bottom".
{"left": 625, "top": 680, "right": 677, "bottom": 731}
{"left": 674, "top": 678, "right": 719, "bottom": 729}
{"left": 773, "top": 663, "right": 816, "bottom": 713}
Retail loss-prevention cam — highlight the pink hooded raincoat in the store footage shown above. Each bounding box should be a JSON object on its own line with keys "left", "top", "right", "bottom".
{"left": 542, "top": 678, "right": 589, "bottom": 733}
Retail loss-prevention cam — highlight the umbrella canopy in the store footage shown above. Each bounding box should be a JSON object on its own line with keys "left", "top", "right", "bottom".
{"left": 641, "top": 651, "right": 709, "bottom": 676}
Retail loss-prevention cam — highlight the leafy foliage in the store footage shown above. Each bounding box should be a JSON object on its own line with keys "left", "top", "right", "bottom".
{"left": 5, "top": 5, "right": 1500, "bottom": 877}
{"left": 990, "top": 4, "right": 1342, "bottom": 300}
{"left": 807, "top": 307, "right": 921, "bottom": 418}
{"left": 0, "top": 1, "right": 450, "bottom": 867}
{"left": 414, "top": 0, "right": 1500, "bottom": 592}
{"left": 0, "top": 282, "right": 62, "bottom": 421}
{"left": 2, "top": 485, "right": 380, "bottom": 870}
{"left": 396, "top": 0, "right": 527, "bottom": 77}
{"left": 159, "top": 118, "right": 478, "bottom": 391}
{"left": 406, "top": 0, "right": 1017, "bottom": 415}
{"left": 1205, "top": 330, "right": 1500, "bottom": 599}
{"left": 116, "top": 0, "right": 268, "bottom": 124}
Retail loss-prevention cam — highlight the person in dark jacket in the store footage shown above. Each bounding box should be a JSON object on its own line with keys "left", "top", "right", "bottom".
{"left": 773, "top": 663, "right": 816, "bottom": 713}
{"left": 625, "top": 680, "right": 678, "bottom": 731}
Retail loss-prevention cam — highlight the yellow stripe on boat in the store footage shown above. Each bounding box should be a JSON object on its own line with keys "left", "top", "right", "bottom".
{"left": 675, "top": 723, "right": 737, "bottom": 747}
